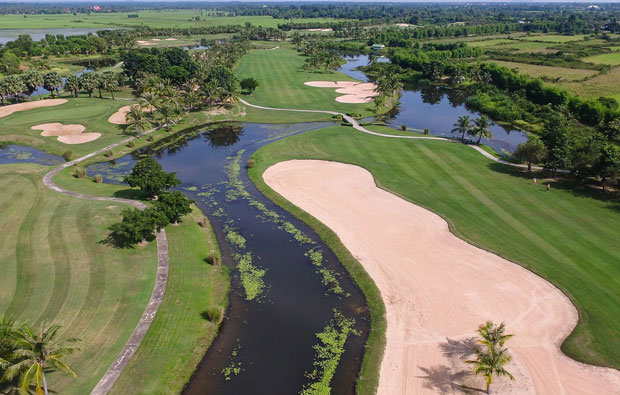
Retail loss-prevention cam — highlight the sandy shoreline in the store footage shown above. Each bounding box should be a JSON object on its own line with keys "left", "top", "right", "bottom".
{"left": 264, "top": 160, "right": 620, "bottom": 394}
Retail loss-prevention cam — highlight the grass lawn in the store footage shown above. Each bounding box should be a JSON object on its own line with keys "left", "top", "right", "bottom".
{"left": 0, "top": 96, "right": 133, "bottom": 157}
{"left": 554, "top": 66, "right": 620, "bottom": 101}
{"left": 0, "top": 163, "right": 157, "bottom": 394}
{"left": 235, "top": 48, "right": 380, "bottom": 117}
{"left": 251, "top": 126, "right": 620, "bottom": 374}
{"left": 492, "top": 40, "right": 558, "bottom": 53}
{"left": 520, "top": 34, "right": 587, "bottom": 43}
{"left": 0, "top": 12, "right": 344, "bottom": 29}
{"left": 583, "top": 51, "right": 620, "bottom": 66}
{"left": 489, "top": 60, "right": 598, "bottom": 81}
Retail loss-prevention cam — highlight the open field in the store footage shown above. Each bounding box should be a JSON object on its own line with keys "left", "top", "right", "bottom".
{"left": 235, "top": 48, "right": 379, "bottom": 117}
{"left": 489, "top": 60, "right": 598, "bottom": 81}
{"left": 0, "top": 97, "right": 132, "bottom": 156}
{"left": 0, "top": 12, "right": 344, "bottom": 29}
{"left": 251, "top": 126, "right": 620, "bottom": 372}
{"left": 520, "top": 34, "right": 588, "bottom": 43}
{"left": 583, "top": 52, "right": 620, "bottom": 66}
{"left": 554, "top": 66, "right": 620, "bottom": 101}
{"left": 0, "top": 163, "right": 157, "bottom": 394}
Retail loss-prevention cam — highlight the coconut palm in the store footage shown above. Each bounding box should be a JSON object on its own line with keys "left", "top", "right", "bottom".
{"left": 64, "top": 74, "right": 80, "bottom": 98}
{"left": 138, "top": 91, "right": 159, "bottom": 116}
{"left": 470, "top": 115, "right": 494, "bottom": 145}
{"left": 102, "top": 72, "right": 118, "bottom": 100}
{"left": 3, "top": 322, "right": 80, "bottom": 395}
{"left": 125, "top": 104, "right": 151, "bottom": 136}
{"left": 157, "top": 99, "right": 181, "bottom": 132}
{"left": 184, "top": 90, "right": 202, "bottom": 112}
{"left": 466, "top": 344, "right": 514, "bottom": 394}
{"left": 476, "top": 321, "right": 513, "bottom": 348}
{"left": 451, "top": 115, "right": 472, "bottom": 142}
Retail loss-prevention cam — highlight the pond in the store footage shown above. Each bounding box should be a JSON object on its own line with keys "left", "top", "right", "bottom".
{"left": 86, "top": 122, "right": 370, "bottom": 394}
{"left": 339, "top": 54, "right": 528, "bottom": 154}
{"left": 0, "top": 144, "right": 63, "bottom": 166}
{"left": 0, "top": 28, "right": 109, "bottom": 45}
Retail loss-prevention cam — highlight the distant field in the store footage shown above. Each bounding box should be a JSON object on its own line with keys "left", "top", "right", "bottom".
{"left": 583, "top": 52, "right": 620, "bottom": 66}
{"left": 467, "top": 38, "right": 514, "bottom": 48}
{"left": 520, "top": 34, "right": 587, "bottom": 43}
{"left": 0, "top": 11, "right": 345, "bottom": 29}
{"left": 554, "top": 66, "right": 620, "bottom": 101}
{"left": 490, "top": 60, "right": 598, "bottom": 81}
{"left": 0, "top": 163, "right": 157, "bottom": 394}
{"left": 135, "top": 33, "right": 233, "bottom": 48}
{"left": 492, "top": 40, "right": 558, "bottom": 53}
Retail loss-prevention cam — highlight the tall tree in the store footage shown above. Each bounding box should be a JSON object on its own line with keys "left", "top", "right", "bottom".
{"left": 42, "top": 71, "right": 62, "bottom": 99}
{"left": 102, "top": 72, "right": 118, "bottom": 100}
{"left": 5, "top": 75, "right": 26, "bottom": 103}
{"left": 78, "top": 72, "right": 98, "bottom": 99}
{"left": 451, "top": 115, "right": 472, "bottom": 142}
{"left": 155, "top": 191, "right": 193, "bottom": 224}
{"left": 470, "top": 115, "right": 494, "bottom": 145}
{"left": 0, "top": 78, "right": 11, "bottom": 105}
{"left": 64, "top": 74, "right": 80, "bottom": 98}
{"left": 466, "top": 321, "right": 514, "bottom": 394}
{"left": 124, "top": 157, "right": 180, "bottom": 198}
{"left": 4, "top": 322, "right": 80, "bottom": 395}
{"left": 541, "top": 115, "right": 572, "bottom": 177}
{"left": 514, "top": 136, "right": 547, "bottom": 172}
{"left": 125, "top": 104, "right": 151, "bottom": 136}
{"left": 22, "top": 71, "right": 43, "bottom": 100}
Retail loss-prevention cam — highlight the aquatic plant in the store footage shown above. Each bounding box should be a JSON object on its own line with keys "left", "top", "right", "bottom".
{"left": 236, "top": 252, "right": 266, "bottom": 301}
{"left": 305, "top": 249, "right": 347, "bottom": 296}
{"left": 301, "top": 310, "right": 357, "bottom": 395}
{"left": 221, "top": 344, "right": 243, "bottom": 380}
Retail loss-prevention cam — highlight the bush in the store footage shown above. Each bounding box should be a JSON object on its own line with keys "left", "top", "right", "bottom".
{"left": 202, "top": 306, "right": 223, "bottom": 324}
{"left": 62, "top": 150, "right": 73, "bottom": 161}
{"left": 104, "top": 149, "right": 114, "bottom": 159}
{"left": 73, "top": 167, "right": 86, "bottom": 179}
{"left": 424, "top": 128, "right": 429, "bottom": 135}
{"left": 94, "top": 174, "right": 103, "bottom": 184}
{"left": 207, "top": 249, "right": 221, "bottom": 266}
{"left": 246, "top": 158, "right": 255, "bottom": 168}
{"left": 401, "top": 124, "right": 407, "bottom": 131}
{"left": 146, "top": 135, "right": 154, "bottom": 142}
{"left": 126, "top": 141, "right": 135, "bottom": 148}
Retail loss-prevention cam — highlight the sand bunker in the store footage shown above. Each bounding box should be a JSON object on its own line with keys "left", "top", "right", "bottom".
{"left": 264, "top": 160, "right": 620, "bottom": 395}
{"left": 396, "top": 23, "right": 411, "bottom": 27}
{"left": 136, "top": 40, "right": 157, "bottom": 46}
{"left": 0, "top": 99, "right": 67, "bottom": 119}
{"left": 108, "top": 105, "right": 153, "bottom": 125}
{"left": 307, "top": 28, "right": 333, "bottom": 32}
{"left": 304, "top": 81, "right": 379, "bottom": 103}
{"left": 32, "top": 123, "right": 101, "bottom": 144}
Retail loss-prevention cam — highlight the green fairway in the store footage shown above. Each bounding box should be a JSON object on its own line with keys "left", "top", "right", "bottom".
{"left": 0, "top": 97, "right": 133, "bottom": 157}
{"left": 0, "top": 163, "right": 157, "bottom": 394}
{"left": 251, "top": 126, "right": 620, "bottom": 371}
{"left": 235, "top": 48, "right": 378, "bottom": 117}
{"left": 583, "top": 52, "right": 620, "bottom": 66}
{"left": 0, "top": 12, "right": 343, "bottom": 29}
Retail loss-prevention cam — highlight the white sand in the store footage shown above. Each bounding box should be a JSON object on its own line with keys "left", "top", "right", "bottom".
{"left": 108, "top": 105, "right": 132, "bottom": 125}
{"left": 263, "top": 160, "right": 620, "bottom": 395}
{"left": 164, "top": 38, "right": 177, "bottom": 41}
{"left": 304, "top": 81, "right": 379, "bottom": 104}
{"left": 32, "top": 122, "right": 101, "bottom": 144}
{"left": 396, "top": 23, "right": 411, "bottom": 27}
{"left": 0, "top": 99, "right": 67, "bottom": 119}
{"left": 136, "top": 40, "right": 157, "bottom": 46}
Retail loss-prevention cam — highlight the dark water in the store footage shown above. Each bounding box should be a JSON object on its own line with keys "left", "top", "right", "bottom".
{"left": 0, "top": 144, "right": 63, "bottom": 166}
{"left": 0, "top": 28, "right": 108, "bottom": 45}
{"left": 338, "top": 54, "right": 528, "bottom": 154}
{"left": 87, "top": 123, "right": 370, "bottom": 394}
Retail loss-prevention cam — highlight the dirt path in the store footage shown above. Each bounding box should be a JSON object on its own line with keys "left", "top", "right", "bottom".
{"left": 264, "top": 160, "right": 620, "bottom": 395}
{"left": 41, "top": 127, "right": 169, "bottom": 395}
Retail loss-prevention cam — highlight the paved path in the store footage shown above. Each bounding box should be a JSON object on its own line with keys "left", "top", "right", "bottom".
{"left": 239, "top": 99, "right": 559, "bottom": 171}
{"left": 41, "top": 127, "right": 170, "bottom": 395}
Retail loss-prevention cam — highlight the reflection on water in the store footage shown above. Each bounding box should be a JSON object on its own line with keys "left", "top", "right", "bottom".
{"left": 86, "top": 122, "right": 370, "bottom": 395}
{"left": 338, "top": 55, "right": 528, "bottom": 153}
{"left": 0, "top": 144, "right": 63, "bottom": 166}
{"left": 0, "top": 28, "right": 109, "bottom": 45}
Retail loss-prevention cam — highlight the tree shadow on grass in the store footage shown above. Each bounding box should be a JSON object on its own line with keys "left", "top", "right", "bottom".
{"left": 487, "top": 162, "right": 620, "bottom": 208}
{"left": 112, "top": 188, "right": 146, "bottom": 200}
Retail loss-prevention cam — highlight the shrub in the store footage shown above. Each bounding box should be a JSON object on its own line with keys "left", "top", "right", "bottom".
{"left": 126, "top": 141, "right": 135, "bottom": 148}
{"left": 104, "top": 149, "right": 114, "bottom": 159}
{"left": 73, "top": 167, "right": 86, "bottom": 179}
{"left": 401, "top": 124, "right": 407, "bottom": 131}
{"left": 207, "top": 249, "right": 221, "bottom": 266}
{"left": 0, "top": 142, "right": 9, "bottom": 149}
{"left": 146, "top": 135, "right": 154, "bottom": 142}
{"left": 94, "top": 174, "right": 103, "bottom": 184}
{"left": 62, "top": 150, "right": 73, "bottom": 161}
{"left": 202, "top": 306, "right": 223, "bottom": 324}
{"left": 246, "top": 158, "right": 255, "bottom": 169}
{"left": 424, "top": 128, "right": 429, "bottom": 135}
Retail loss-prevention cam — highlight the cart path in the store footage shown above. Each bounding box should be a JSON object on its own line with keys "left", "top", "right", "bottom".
{"left": 41, "top": 127, "right": 169, "bottom": 395}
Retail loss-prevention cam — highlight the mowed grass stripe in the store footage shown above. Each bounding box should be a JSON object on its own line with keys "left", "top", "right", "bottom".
{"left": 253, "top": 126, "right": 620, "bottom": 368}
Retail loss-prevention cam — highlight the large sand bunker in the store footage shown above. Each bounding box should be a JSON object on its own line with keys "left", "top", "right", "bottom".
{"left": 304, "top": 81, "right": 379, "bottom": 103}
{"left": 32, "top": 123, "right": 101, "bottom": 144}
{"left": 0, "top": 99, "right": 67, "bottom": 119}
{"left": 264, "top": 160, "right": 620, "bottom": 395}
{"left": 108, "top": 105, "right": 153, "bottom": 125}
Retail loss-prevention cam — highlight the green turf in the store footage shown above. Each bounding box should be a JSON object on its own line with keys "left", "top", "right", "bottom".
{"left": 0, "top": 12, "right": 343, "bottom": 29}
{"left": 235, "top": 48, "right": 380, "bottom": 117}
{"left": 489, "top": 60, "right": 598, "bottom": 81}
{"left": 0, "top": 96, "right": 134, "bottom": 157}
{"left": 520, "top": 34, "right": 587, "bottom": 43}
{"left": 110, "top": 206, "right": 229, "bottom": 394}
{"left": 251, "top": 126, "right": 620, "bottom": 373}
{"left": 583, "top": 52, "right": 620, "bottom": 66}
{"left": 0, "top": 163, "right": 157, "bottom": 394}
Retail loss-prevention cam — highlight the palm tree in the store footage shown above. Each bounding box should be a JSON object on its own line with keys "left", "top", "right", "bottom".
{"left": 466, "top": 345, "right": 514, "bottom": 394}
{"left": 0, "top": 79, "right": 11, "bottom": 106}
{"left": 5, "top": 75, "right": 26, "bottom": 103}
{"left": 470, "top": 115, "right": 494, "bottom": 145}
{"left": 157, "top": 99, "right": 180, "bottom": 132}
{"left": 476, "top": 321, "right": 514, "bottom": 348}
{"left": 64, "top": 74, "right": 80, "bottom": 98}
{"left": 4, "top": 322, "right": 80, "bottom": 395}
{"left": 102, "top": 72, "right": 118, "bottom": 100}
{"left": 43, "top": 72, "right": 62, "bottom": 99}
{"left": 125, "top": 104, "right": 151, "bottom": 136}
{"left": 451, "top": 115, "right": 472, "bottom": 142}
{"left": 138, "top": 91, "right": 159, "bottom": 117}
{"left": 22, "top": 71, "right": 43, "bottom": 100}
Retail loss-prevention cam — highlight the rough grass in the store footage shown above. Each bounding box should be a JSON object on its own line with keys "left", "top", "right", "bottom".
{"left": 489, "top": 60, "right": 598, "bottom": 81}
{"left": 0, "top": 163, "right": 157, "bottom": 394}
{"left": 0, "top": 12, "right": 344, "bottom": 29}
{"left": 520, "top": 34, "right": 587, "bottom": 43}
{"left": 554, "top": 66, "right": 620, "bottom": 101}
{"left": 583, "top": 52, "right": 620, "bottom": 66}
{"left": 0, "top": 97, "right": 132, "bottom": 156}
{"left": 235, "top": 48, "right": 379, "bottom": 117}
{"left": 251, "top": 126, "right": 620, "bottom": 375}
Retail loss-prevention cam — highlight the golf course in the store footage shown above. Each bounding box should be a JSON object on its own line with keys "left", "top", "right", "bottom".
{"left": 2, "top": 2, "right": 620, "bottom": 394}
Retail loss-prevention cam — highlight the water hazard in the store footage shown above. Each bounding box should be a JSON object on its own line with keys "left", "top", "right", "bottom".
{"left": 0, "top": 144, "right": 63, "bottom": 166}
{"left": 86, "top": 122, "right": 370, "bottom": 394}
{"left": 339, "top": 54, "right": 528, "bottom": 153}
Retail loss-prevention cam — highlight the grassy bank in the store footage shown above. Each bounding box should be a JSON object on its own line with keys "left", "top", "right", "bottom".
{"left": 250, "top": 126, "right": 620, "bottom": 374}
